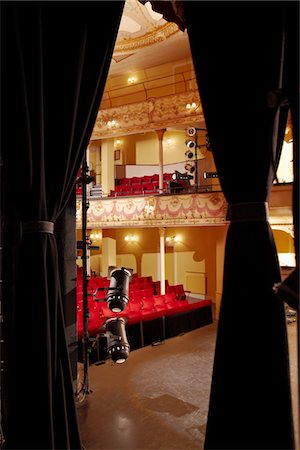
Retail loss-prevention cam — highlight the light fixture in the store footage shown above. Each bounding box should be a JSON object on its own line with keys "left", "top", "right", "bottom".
{"left": 186, "top": 127, "right": 207, "bottom": 137}
{"left": 104, "top": 317, "right": 130, "bottom": 364}
{"left": 107, "top": 119, "right": 117, "bottom": 128}
{"left": 124, "top": 234, "right": 137, "bottom": 242}
{"left": 185, "top": 139, "right": 196, "bottom": 150}
{"left": 89, "top": 229, "right": 101, "bottom": 241}
{"left": 186, "top": 102, "right": 197, "bottom": 110}
{"left": 184, "top": 162, "right": 195, "bottom": 173}
{"left": 106, "top": 266, "right": 133, "bottom": 313}
{"left": 128, "top": 76, "right": 136, "bottom": 84}
{"left": 165, "top": 235, "right": 180, "bottom": 245}
{"left": 185, "top": 149, "right": 194, "bottom": 159}
{"left": 187, "top": 127, "right": 197, "bottom": 137}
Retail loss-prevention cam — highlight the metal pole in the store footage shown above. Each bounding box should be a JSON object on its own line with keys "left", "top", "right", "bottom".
{"left": 195, "top": 132, "right": 199, "bottom": 192}
{"left": 81, "top": 150, "right": 90, "bottom": 394}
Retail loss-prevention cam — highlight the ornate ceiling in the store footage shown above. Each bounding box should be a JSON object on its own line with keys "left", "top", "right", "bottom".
{"left": 109, "top": 0, "right": 191, "bottom": 76}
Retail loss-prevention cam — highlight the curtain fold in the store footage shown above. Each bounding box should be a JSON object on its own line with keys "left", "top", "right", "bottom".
{"left": 183, "top": 1, "right": 297, "bottom": 449}
{"left": 1, "top": 2, "right": 124, "bottom": 448}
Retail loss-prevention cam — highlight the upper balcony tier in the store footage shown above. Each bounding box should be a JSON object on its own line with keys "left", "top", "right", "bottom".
{"left": 76, "top": 183, "right": 293, "bottom": 230}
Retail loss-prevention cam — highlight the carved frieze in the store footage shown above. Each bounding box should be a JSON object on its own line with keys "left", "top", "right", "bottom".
{"left": 91, "top": 90, "right": 204, "bottom": 139}
{"left": 76, "top": 192, "right": 228, "bottom": 229}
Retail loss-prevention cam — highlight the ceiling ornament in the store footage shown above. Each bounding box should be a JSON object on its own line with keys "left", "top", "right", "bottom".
{"left": 114, "top": 22, "right": 180, "bottom": 53}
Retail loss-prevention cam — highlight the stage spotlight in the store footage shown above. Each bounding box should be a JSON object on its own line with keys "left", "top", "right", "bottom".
{"left": 185, "top": 150, "right": 194, "bottom": 160}
{"left": 173, "top": 170, "right": 193, "bottom": 180}
{"left": 104, "top": 317, "right": 130, "bottom": 364}
{"left": 106, "top": 266, "right": 132, "bottom": 313}
{"left": 185, "top": 139, "right": 196, "bottom": 150}
{"left": 184, "top": 162, "right": 195, "bottom": 173}
{"left": 187, "top": 127, "right": 197, "bottom": 137}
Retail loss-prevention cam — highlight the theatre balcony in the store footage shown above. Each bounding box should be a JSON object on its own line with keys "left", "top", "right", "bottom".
{"left": 75, "top": 182, "right": 293, "bottom": 230}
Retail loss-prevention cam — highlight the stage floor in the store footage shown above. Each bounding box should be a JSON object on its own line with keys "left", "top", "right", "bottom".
{"left": 76, "top": 320, "right": 298, "bottom": 450}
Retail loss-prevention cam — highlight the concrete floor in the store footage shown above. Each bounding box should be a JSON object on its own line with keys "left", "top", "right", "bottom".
{"left": 76, "top": 319, "right": 299, "bottom": 450}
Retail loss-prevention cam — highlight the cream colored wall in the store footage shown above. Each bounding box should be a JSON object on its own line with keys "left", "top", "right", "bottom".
{"left": 97, "top": 226, "right": 223, "bottom": 301}
{"left": 90, "top": 255, "right": 102, "bottom": 276}
{"left": 116, "top": 254, "right": 137, "bottom": 274}
{"left": 141, "top": 253, "right": 159, "bottom": 281}
{"left": 165, "top": 253, "right": 174, "bottom": 286}
{"left": 136, "top": 132, "right": 158, "bottom": 165}
{"left": 174, "top": 251, "right": 206, "bottom": 293}
{"left": 163, "top": 130, "right": 187, "bottom": 165}
{"left": 140, "top": 252, "right": 174, "bottom": 284}
{"left": 101, "top": 237, "right": 116, "bottom": 277}
{"left": 273, "top": 229, "right": 295, "bottom": 253}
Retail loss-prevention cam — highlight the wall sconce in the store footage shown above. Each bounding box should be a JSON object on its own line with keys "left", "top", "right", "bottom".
{"left": 165, "top": 235, "right": 180, "bottom": 246}
{"left": 115, "top": 139, "right": 122, "bottom": 147}
{"left": 186, "top": 102, "right": 197, "bottom": 110}
{"left": 124, "top": 234, "right": 137, "bottom": 242}
{"left": 89, "top": 230, "right": 102, "bottom": 241}
{"left": 107, "top": 119, "right": 117, "bottom": 128}
{"left": 128, "top": 76, "right": 136, "bottom": 84}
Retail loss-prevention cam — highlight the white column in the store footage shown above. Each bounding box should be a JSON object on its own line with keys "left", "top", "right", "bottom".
{"left": 101, "top": 140, "right": 115, "bottom": 196}
{"left": 156, "top": 129, "right": 166, "bottom": 193}
{"left": 95, "top": 145, "right": 101, "bottom": 185}
{"left": 159, "top": 227, "right": 166, "bottom": 295}
{"left": 173, "top": 248, "right": 178, "bottom": 285}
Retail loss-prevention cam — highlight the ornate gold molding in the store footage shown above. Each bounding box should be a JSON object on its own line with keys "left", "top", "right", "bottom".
{"left": 76, "top": 192, "right": 228, "bottom": 229}
{"left": 91, "top": 90, "right": 203, "bottom": 140}
{"left": 114, "top": 23, "right": 180, "bottom": 53}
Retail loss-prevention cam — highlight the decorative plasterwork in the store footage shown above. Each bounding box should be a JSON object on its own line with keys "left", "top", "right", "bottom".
{"left": 76, "top": 193, "right": 228, "bottom": 229}
{"left": 115, "top": 22, "right": 180, "bottom": 53}
{"left": 91, "top": 90, "right": 203, "bottom": 139}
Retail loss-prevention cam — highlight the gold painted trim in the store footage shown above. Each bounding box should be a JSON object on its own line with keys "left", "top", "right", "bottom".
{"left": 114, "top": 23, "right": 180, "bottom": 53}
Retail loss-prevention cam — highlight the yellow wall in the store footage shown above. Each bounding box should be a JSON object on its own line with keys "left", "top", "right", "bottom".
{"left": 116, "top": 254, "right": 137, "bottom": 274}
{"left": 136, "top": 132, "right": 159, "bottom": 165}
{"left": 273, "top": 229, "right": 294, "bottom": 253}
{"left": 101, "top": 226, "right": 227, "bottom": 300}
{"left": 141, "top": 253, "right": 160, "bottom": 281}
{"left": 163, "top": 130, "right": 187, "bottom": 165}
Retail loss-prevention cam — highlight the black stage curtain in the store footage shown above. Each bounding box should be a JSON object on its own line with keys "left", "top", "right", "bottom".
{"left": 1, "top": 2, "right": 124, "bottom": 448}
{"left": 184, "top": 2, "right": 298, "bottom": 449}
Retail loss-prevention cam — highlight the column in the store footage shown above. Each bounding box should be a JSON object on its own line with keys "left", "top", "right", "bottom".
{"left": 95, "top": 145, "right": 101, "bottom": 185}
{"left": 158, "top": 227, "right": 166, "bottom": 295}
{"left": 101, "top": 139, "right": 115, "bottom": 196}
{"left": 156, "top": 129, "right": 166, "bottom": 193}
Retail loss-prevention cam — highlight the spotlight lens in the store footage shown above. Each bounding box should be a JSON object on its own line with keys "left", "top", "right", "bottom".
{"left": 116, "top": 358, "right": 126, "bottom": 364}
{"left": 112, "top": 307, "right": 122, "bottom": 313}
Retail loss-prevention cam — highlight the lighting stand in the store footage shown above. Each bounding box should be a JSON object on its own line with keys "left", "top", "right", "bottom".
{"left": 194, "top": 132, "right": 199, "bottom": 192}
{"left": 78, "top": 150, "right": 94, "bottom": 400}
